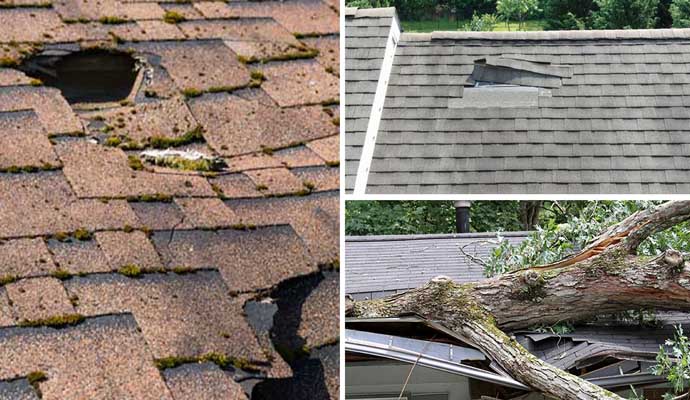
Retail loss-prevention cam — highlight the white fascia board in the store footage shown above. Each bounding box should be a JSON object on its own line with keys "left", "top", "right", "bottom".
{"left": 353, "top": 16, "right": 400, "bottom": 195}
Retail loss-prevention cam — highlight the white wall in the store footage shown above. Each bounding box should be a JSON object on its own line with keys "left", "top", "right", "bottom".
{"left": 346, "top": 362, "right": 471, "bottom": 400}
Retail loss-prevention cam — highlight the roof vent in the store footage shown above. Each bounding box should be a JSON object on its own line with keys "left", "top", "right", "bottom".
{"left": 18, "top": 50, "right": 139, "bottom": 104}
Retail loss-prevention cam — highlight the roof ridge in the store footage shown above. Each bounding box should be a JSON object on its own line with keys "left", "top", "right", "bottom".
{"left": 345, "top": 7, "right": 398, "bottom": 18}
{"left": 401, "top": 28, "right": 690, "bottom": 41}
{"left": 346, "top": 231, "right": 533, "bottom": 242}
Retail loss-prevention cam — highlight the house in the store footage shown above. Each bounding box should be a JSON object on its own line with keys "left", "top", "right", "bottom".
{"left": 0, "top": 1, "right": 339, "bottom": 398}
{"left": 345, "top": 7, "right": 690, "bottom": 194}
{"left": 345, "top": 232, "right": 680, "bottom": 399}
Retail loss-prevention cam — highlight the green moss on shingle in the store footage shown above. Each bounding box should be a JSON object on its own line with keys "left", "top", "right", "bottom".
{"left": 51, "top": 269, "right": 72, "bottom": 280}
{"left": 182, "top": 87, "right": 202, "bottom": 98}
{"left": 128, "top": 155, "right": 144, "bottom": 171}
{"left": 118, "top": 264, "right": 142, "bottom": 277}
{"left": 19, "top": 313, "right": 85, "bottom": 328}
{"left": 99, "top": 16, "right": 128, "bottom": 24}
{"left": 127, "top": 193, "right": 173, "bottom": 203}
{"left": 0, "top": 275, "right": 18, "bottom": 286}
{"left": 147, "top": 125, "right": 204, "bottom": 149}
{"left": 163, "top": 10, "right": 186, "bottom": 24}
{"left": 73, "top": 228, "right": 92, "bottom": 241}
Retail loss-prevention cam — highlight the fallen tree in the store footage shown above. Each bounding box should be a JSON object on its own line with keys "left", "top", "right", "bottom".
{"left": 347, "top": 201, "right": 690, "bottom": 400}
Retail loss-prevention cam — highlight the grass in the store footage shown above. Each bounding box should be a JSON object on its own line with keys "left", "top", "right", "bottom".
{"left": 401, "top": 18, "right": 545, "bottom": 32}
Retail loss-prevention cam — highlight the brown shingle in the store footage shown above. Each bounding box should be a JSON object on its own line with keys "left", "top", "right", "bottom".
{"left": 188, "top": 91, "right": 336, "bottom": 156}
{"left": 55, "top": 141, "right": 215, "bottom": 198}
{"left": 0, "top": 110, "right": 60, "bottom": 171}
{"left": 6, "top": 277, "right": 75, "bottom": 323}
{"left": 65, "top": 271, "right": 267, "bottom": 361}
{"left": 133, "top": 40, "right": 250, "bottom": 92}
{"left": 163, "top": 362, "right": 248, "bottom": 400}
{"left": 274, "top": 146, "right": 325, "bottom": 168}
{"left": 174, "top": 198, "right": 238, "bottom": 228}
{"left": 47, "top": 239, "right": 111, "bottom": 275}
{"left": 298, "top": 272, "right": 338, "bottom": 347}
{"left": 209, "top": 174, "right": 264, "bottom": 199}
{"left": 306, "top": 134, "right": 339, "bottom": 164}
{"left": 245, "top": 167, "right": 305, "bottom": 196}
{"left": 261, "top": 59, "right": 339, "bottom": 107}
{"left": 226, "top": 0, "right": 338, "bottom": 35}
{"left": 226, "top": 153, "right": 283, "bottom": 173}
{"left": 98, "top": 97, "right": 198, "bottom": 143}
{"left": 0, "top": 239, "right": 56, "bottom": 279}
{"left": 153, "top": 226, "right": 317, "bottom": 292}
{"left": 0, "top": 86, "right": 82, "bottom": 135}
{"left": 96, "top": 230, "right": 162, "bottom": 270}
{"left": 0, "top": 69, "right": 31, "bottom": 87}
{"left": 303, "top": 35, "right": 339, "bottom": 74}
{"left": 0, "top": 289, "right": 14, "bottom": 327}
{"left": 129, "top": 201, "right": 185, "bottom": 231}
{"left": 293, "top": 166, "right": 339, "bottom": 192}
{"left": 0, "top": 315, "right": 174, "bottom": 399}
{"left": 0, "top": 8, "right": 63, "bottom": 43}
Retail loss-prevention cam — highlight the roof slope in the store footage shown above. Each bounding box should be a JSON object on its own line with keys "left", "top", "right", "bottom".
{"left": 345, "top": 9, "right": 690, "bottom": 194}
{"left": 0, "top": 1, "right": 339, "bottom": 398}
{"left": 345, "top": 232, "right": 529, "bottom": 298}
{"left": 344, "top": 7, "right": 397, "bottom": 192}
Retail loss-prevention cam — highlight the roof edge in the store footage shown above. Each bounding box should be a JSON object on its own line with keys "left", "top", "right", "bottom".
{"left": 417, "top": 28, "right": 690, "bottom": 41}
{"left": 345, "top": 6, "right": 398, "bottom": 19}
{"left": 346, "top": 231, "right": 533, "bottom": 242}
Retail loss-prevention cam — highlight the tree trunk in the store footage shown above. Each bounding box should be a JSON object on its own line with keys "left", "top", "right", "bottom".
{"left": 519, "top": 201, "right": 543, "bottom": 231}
{"left": 347, "top": 201, "right": 690, "bottom": 400}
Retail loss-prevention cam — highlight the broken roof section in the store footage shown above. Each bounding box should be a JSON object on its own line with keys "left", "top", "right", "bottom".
{"left": 345, "top": 7, "right": 690, "bottom": 194}
{"left": 345, "top": 233, "right": 688, "bottom": 396}
{"left": 0, "top": 0, "right": 339, "bottom": 398}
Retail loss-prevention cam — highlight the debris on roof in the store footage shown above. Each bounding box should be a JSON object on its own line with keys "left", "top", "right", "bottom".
{"left": 0, "top": 0, "right": 339, "bottom": 397}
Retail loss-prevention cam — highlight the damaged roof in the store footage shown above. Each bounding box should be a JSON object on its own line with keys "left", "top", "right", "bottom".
{"left": 345, "top": 7, "right": 690, "bottom": 194}
{"left": 0, "top": 0, "right": 339, "bottom": 398}
{"left": 345, "top": 232, "right": 530, "bottom": 299}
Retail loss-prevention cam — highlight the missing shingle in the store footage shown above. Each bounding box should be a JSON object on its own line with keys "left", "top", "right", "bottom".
{"left": 17, "top": 49, "right": 140, "bottom": 104}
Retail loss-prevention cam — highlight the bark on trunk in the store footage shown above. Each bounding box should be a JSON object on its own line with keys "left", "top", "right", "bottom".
{"left": 347, "top": 201, "right": 690, "bottom": 400}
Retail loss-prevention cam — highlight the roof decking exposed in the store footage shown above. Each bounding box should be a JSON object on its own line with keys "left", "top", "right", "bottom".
{"left": 345, "top": 8, "right": 690, "bottom": 194}
{"left": 0, "top": 0, "right": 339, "bottom": 397}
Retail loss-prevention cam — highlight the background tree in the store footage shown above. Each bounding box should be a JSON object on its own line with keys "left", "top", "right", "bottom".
{"left": 653, "top": 326, "right": 690, "bottom": 399}
{"left": 671, "top": 0, "right": 690, "bottom": 26}
{"left": 496, "top": 0, "right": 540, "bottom": 29}
{"left": 542, "top": 0, "right": 595, "bottom": 29}
{"left": 592, "top": 0, "right": 660, "bottom": 28}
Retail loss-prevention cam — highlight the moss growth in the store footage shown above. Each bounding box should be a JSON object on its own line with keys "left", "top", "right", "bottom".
{"left": 250, "top": 70, "right": 265, "bottom": 81}
{"left": 27, "top": 370, "right": 47, "bottom": 395}
{"left": 255, "top": 184, "right": 268, "bottom": 191}
{"left": 265, "top": 48, "right": 319, "bottom": 62}
{"left": 325, "top": 160, "right": 339, "bottom": 167}
{"left": 331, "top": 117, "right": 340, "bottom": 126}
{"left": 171, "top": 266, "right": 195, "bottom": 275}
{"left": 321, "top": 98, "right": 339, "bottom": 106}
{"left": 99, "top": 16, "right": 128, "bottom": 24}
{"left": 182, "top": 87, "right": 202, "bottom": 98}
{"left": 325, "top": 66, "right": 335, "bottom": 74}
{"left": 237, "top": 55, "right": 255, "bottom": 64}
{"left": 128, "top": 155, "right": 144, "bottom": 171}
{"left": 0, "top": 163, "right": 61, "bottom": 173}
{"left": 0, "top": 275, "right": 18, "bottom": 286}
{"left": 148, "top": 125, "right": 204, "bottom": 149}
{"left": 0, "top": 56, "right": 18, "bottom": 68}
{"left": 148, "top": 156, "right": 221, "bottom": 172}
{"left": 19, "top": 313, "right": 85, "bottom": 328}
{"left": 163, "top": 10, "right": 186, "bottom": 24}
{"left": 118, "top": 264, "right": 142, "bottom": 277}
{"left": 53, "top": 231, "right": 70, "bottom": 242}
{"left": 154, "top": 353, "right": 259, "bottom": 371}
{"left": 127, "top": 193, "right": 173, "bottom": 203}
{"left": 68, "top": 294, "right": 79, "bottom": 307}
{"left": 28, "top": 78, "right": 43, "bottom": 86}
{"left": 230, "top": 223, "right": 256, "bottom": 231}
{"left": 100, "top": 124, "right": 114, "bottom": 133}
{"left": 104, "top": 135, "right": 122, "bottom": 147}
{"left": 51, "top": 269, "right": 72, "bottom": 280}
{"left": 123, "top": 224, "right": 134, "bottom": 233}
{"left": 73, "top": 228, "right": 92, "bottom": 241}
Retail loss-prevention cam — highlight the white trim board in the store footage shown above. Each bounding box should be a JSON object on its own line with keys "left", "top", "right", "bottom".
{"left": 353, "top": 16, "right": 400, "bottom": 195}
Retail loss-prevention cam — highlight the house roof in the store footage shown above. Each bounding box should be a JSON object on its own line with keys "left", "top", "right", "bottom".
{"left": 0, "top": 1, "right": 339, "bottom": 398}
{"left": 345, "top": 231, "right": 530, "bottom": 298}
{"left": 345, "top": 7, "right": 690, "bottom": 194}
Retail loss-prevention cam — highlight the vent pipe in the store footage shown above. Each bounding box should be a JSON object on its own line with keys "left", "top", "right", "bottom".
{"left": 454, "top": 201, "right": 471, "bottom": 233}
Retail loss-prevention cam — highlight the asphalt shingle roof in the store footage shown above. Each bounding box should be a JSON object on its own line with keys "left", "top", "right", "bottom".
{"left": 345, "top": 8, "right": 690, "bottom": 194}
{"left": 345, "top": 231, "right": 529, "bottom": 298}
{"left": 0, "top": 1, "right": 339, "bottom": 397}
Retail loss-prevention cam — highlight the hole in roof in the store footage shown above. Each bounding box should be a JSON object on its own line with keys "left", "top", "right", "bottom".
{"left": 18, "top": 50, "right": 139, "bottom": 104}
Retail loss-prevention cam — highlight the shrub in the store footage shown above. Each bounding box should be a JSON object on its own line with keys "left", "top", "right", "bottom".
{"left": 671, "top": 0, "right": 690, "bottom": 26}
{"left": 592, "top": 0, "right": 659, "bottom": 28}
{"left": 465, "top": 12, "right": 498, "bottom": 30}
